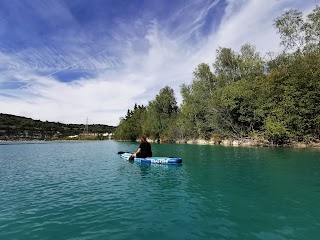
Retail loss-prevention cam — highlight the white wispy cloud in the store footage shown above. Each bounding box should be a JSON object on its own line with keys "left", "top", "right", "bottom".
{"left": 0, "top": 0, "right": 318, "bottom": 126}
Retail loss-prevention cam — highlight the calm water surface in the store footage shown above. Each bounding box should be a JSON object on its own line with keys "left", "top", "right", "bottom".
{"left": 0, "top": 141, "right": 319, "bottom": 240}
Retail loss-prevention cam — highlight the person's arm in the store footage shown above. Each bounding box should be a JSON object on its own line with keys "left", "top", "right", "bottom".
{"left": 133, "top": 148, "right": 141, "bottom": 157}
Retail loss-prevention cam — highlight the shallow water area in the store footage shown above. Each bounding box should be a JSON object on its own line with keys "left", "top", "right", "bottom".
{"left": 0, "top": 141, "right": 320, "bottom": 239}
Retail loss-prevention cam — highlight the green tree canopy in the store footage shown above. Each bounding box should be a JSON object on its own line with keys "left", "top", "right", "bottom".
{"left": 145, "top": 86, "right": 178, "bottom": 140}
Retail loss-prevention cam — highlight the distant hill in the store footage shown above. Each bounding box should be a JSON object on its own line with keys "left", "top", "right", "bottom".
{"left": 0, "top": 113, "right": 116, "bottom": 141}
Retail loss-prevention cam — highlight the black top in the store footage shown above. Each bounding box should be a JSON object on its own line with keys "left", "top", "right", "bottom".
{"left": 138, "top": 142, "right": 152, "bottom": 158}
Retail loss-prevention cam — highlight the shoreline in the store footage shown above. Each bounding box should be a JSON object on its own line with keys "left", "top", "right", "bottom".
{"left": 1, "top": 138, "right": 320, "bottom": 149}
{"left": 150, "top": 138, "right": 320, "bottom": 149}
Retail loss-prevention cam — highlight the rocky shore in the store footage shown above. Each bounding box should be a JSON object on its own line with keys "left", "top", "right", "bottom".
{"left": 173, "top": 138, "right": 320, "bottom": 148}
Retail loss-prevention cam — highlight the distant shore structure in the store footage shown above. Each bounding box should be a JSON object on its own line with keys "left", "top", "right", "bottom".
{"left": 77, "top": 117, "right": 114, "bottom": 139}
{"left": 84, "top": 117, "right": 89, "bottom": 134}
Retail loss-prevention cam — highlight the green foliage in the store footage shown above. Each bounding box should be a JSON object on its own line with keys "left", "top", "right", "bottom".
{"left": 114, "top": 104, "right": 147, "bottom": 140}
{"left": 262, "top": 48, "right": 320, "bottom": 142}
{"left": 145, "top": 86, "right": 178, "bottom": 140}
{"left": 304, "top": 6, "right": 320, "bottom": 46}
{"left": 264, "top": 116, "right": 290, "bottom": 144}
{"left": 180, "top": 63, "right": 217, "bottom": 140}
{"left": 213, "top": 44, "right": 264, "bottom": 87}
{"left": 274, "top": 9, "right": 305, "bottom": 51}
{"left": 211, "top": 77, "right": 266, "bottom": 138}
{"left": 274, "top": 5, "right": 320, "bottom": 51}
{"left": 114, "top": 87, "right": 178, "bottom": 141}
{"left": 213, "top": 47, "right": 239, "bottom": 85}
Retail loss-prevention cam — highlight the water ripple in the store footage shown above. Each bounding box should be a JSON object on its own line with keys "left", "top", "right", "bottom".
{"left": 1, "top": 141, "right": 320, "bottom": 239}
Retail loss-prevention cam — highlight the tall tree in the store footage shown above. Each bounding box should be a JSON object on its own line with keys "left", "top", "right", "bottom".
{"left": 304, "top": 6, "right": 320, "bottom": 46}
{"left": 114, "top": 105, "right": 147, "bottom": 140}
{"left": 213, "top": 44, "right": 264, "bottom": 86}
{"left": 213, "top": 47, "right": 239, "bottom": 86}
{"left": 180, "top": 63, "right": 217, "bottom": 139}
{"left": 274, "top": 9, "right": 305, "bottom": 51}
{"left": 238, "top": 44, "right": 264, "bottom": 79}
{"left": 146, "top": 86, "right": 178, "bottom": 140}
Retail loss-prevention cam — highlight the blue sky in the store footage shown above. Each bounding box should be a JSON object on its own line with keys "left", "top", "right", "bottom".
{"left": 0, "top": 0, "right": 318, "bottom": 126}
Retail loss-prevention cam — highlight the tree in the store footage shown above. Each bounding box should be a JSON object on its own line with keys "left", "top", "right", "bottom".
{"left": 114, "top": 104, "right": 147, "bottom": 140}
{"left": 304, "top": 5, "right": 320, "bottom": 47}
{"left": 274, "top": 5, "right": 320, "bottom": 52}
{"left": 213, "top": 44, "right": 264, "bottom": 87}
{"left": 208, "top": 44, "right": 265, "bottom": 138}
{"left": 263, "top": 50, "right": 320, "bottom": 142}
{"left": 146, "top": 86, "right": 178, "bottom": 140}
{"left": 274, "top": 9, "right": 305, "bottom": 51}
{"left": 180, "top": 63, "right": 217, "bottom": 139}
{"left": 238, "top": 44, "right": 264, "bottom": 79}
{"left": 213, "top": 47, "right": 239, "bottom": 86}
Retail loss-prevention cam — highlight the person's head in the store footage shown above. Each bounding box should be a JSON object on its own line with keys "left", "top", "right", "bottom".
{"left": 140, "top": 136, "right": 147, "bottom": 143}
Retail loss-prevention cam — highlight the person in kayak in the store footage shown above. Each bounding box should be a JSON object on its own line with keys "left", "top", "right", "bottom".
{"left": 129, "top": 137, "right": 152, "bottom": 160}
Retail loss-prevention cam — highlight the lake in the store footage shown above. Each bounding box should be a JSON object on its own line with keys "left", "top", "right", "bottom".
{"left": 0, "top": 141, "right": 320, "bottom": 240}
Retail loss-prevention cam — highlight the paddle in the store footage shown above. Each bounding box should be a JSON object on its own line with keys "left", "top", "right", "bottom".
{"left": 118, "top": 151, "right": 135, "bottom": 154}
{"left": 117, "top": 151, "right": 127, "bottom": 154}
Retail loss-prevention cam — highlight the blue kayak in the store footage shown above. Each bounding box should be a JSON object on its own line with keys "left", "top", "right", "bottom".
{"left": 120, "top": 153, "right": 182, "bottom": 165}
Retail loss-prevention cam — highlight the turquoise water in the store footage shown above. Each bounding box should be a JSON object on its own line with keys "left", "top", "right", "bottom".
{"left": 0, "top": 141, "right": 320, "bottom": 240}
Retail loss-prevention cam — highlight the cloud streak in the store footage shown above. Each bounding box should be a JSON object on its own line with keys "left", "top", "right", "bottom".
{"left": 0, "top": 0, "right": 318, "bottom": 126}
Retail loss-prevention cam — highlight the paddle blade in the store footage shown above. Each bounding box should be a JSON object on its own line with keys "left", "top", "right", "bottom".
{"left": 117, "top": 151, "right": 126, "bottom": 154}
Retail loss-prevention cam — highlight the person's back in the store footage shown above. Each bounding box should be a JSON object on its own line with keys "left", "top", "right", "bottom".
{"left": 129, "top": 137, "right": 152, "bottom": 160}
{"left": 138, "top": 140, "right": 152, "bottom": 158}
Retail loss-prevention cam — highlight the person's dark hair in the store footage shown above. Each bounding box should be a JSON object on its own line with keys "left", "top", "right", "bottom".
{"left": 141, "top": 137, "right": 147, "bottom": 143}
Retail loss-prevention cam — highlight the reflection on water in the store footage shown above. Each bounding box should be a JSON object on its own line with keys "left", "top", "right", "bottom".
{"left": 137, "top": 162, "right": 183, "bottom": 176}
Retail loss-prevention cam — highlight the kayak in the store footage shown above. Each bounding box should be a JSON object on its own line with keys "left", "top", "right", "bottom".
{"left": 120, "top": 152, "right": 182, "bottom": 165}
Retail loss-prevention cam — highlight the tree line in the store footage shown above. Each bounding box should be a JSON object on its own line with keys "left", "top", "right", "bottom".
{"left": 114, "top": 6, "right": 320, "bottom": 145}
{"left": 0, "top": 113, "right": 116, "bottom": 140}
